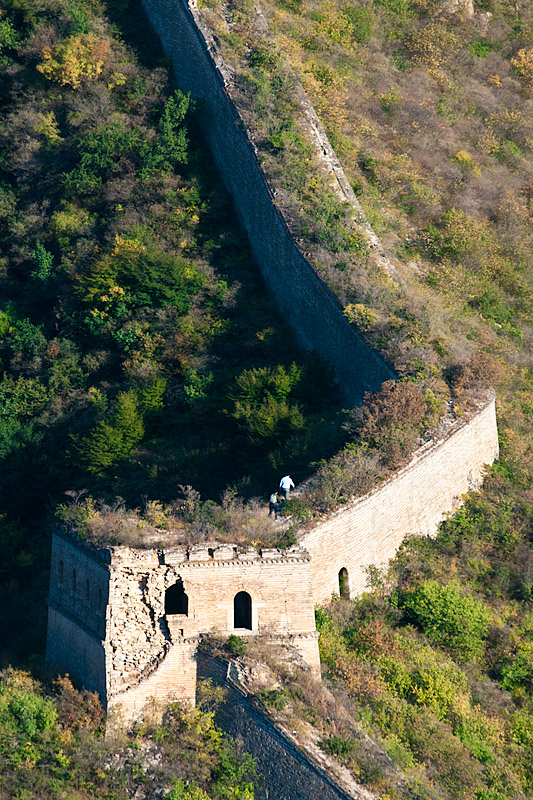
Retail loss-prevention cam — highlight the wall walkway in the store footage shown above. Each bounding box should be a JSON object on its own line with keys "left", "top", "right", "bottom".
{"left": 198, "top": 652, "right": 375, "bottom": 800}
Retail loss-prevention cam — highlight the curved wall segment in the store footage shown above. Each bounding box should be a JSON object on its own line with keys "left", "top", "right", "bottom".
{"left": 140, "top": 0, "right": 394, "bottom": 405}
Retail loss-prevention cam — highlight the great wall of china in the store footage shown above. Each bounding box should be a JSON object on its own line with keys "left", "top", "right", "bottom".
{"left": 46, "top": 1, "right": 500, "bottom": 795}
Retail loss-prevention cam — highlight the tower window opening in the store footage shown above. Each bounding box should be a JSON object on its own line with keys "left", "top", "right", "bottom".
{"left": 165, "top": 581, "right": 188, "bottom": 616}
{"left": 58, "top": 560, "right": 64, "bottom": 585}
{"left": 234, "top": 591, "right": 252, "bottom": 630}
{"left": 339, "top": 568, "right": 350, "bottom": 599}
{"left": 72, "top": 569, "right": 77, "bottom": 595}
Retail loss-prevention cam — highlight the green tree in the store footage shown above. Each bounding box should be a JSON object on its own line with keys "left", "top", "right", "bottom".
{"left": 76, "top": 390, "right": 145, "bottom": 474}
{"left": 142, "top": 90, "right": 190, "bottom": 175}
{"left": 31, "top": 241, "right": 54, "bottom": 281}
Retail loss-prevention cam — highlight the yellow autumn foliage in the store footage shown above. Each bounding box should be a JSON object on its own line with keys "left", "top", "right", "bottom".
{"left": 510, "top": 48, "right": 533, "bottom": 90}
{"left": 37, "top": 33, "right": 111, "bottom": 89}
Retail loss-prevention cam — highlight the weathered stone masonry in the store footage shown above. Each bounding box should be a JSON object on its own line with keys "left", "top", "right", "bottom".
{"left": 299, "top": 396, "right": 499, "bottom": 602}
{"left": 47, "top": 540, "right": 320, "bottom": 719}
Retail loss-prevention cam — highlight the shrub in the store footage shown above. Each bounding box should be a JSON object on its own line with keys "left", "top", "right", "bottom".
{"left": 379, "top": 648, "right": 469, "bottom": 720}
{"left": 230, "top": 364, "right": 305, "bottom": 442}
{"left": 37, "top": 33, "right": 111, "bottom": 88}
{"left": 501, "top": 642, "right": 533, "bottom": 695}
{"left": 449, "top": 353, "right": 502, "bottom": 399}
{"left": 76, "top": 390, "right": 145, "bottom": 474}
{"left": 0, "top": 670, "right": 57, "bottom": 764}
{"left": 452, "top": 150, "right": 481, "bottom": 177}
{"left": 357, "top": 380, "right": 426, "bottom": 468}
{"left": 403, "top": 23, "right": 460, "bottom": 70}
{"left": 31, "top": 240, "right": 54, "bottom": 281}
{"left": 259, "top": 688, "right": 288, "bottom": 710}
{"left": 401, "top": 580, "right": 490, "bottom": 659}
{"left": 167, "top": 780, "right": 211, "bottom": 800}
{"left": 141, "top": 90, "right": 190, "bottom": 175}
{"left": 468, "top": 39, "right": 492, "bottom": 58}
{"left": 510, "top": 48, "right": 533, "bottom": 90}
{"left": 319, "top": 736, "right": 355, "bottom": 757}
{"left": 344, "top": 6, "right": 374, "bottom": 42}
{"left": 311, "top": 444, "right": 381, "bottom": 509}
{"left": 227, "top": 635, "right": 247, "bottom": 657}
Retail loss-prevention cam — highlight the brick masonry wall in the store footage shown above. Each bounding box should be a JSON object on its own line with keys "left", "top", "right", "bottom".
{"left": 107, "top": 636, "right": 199, "bottom": 719}
{"left": 103, "top": 545, "right": 320, "bottom": 698}
{"left": 48, "top": 535, "right": 109, "bottom": 640}
{"left": 46, "top": 608, "right": 107, "bottom": 698}
{"left": 140, "top": 0, "right": 394, "bottom": 405}
{"left": 47, "top": 539, "right": 320, "bottom": 713}
{"left": 198, "top": 652, "right": 372, "bottom": 800}
{"left": 300, "top": 397, "right": 499, "bottom": 603}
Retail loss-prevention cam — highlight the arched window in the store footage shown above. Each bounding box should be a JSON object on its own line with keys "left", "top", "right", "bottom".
{"left": 86, "top": 578, "right": 90, "bottom": 601}
{"left": 72, "top": 569, "right": 77, "bottom": 595}
{"left": 234, "top": 591, "right": 252, "bottom": 630}
{"left": 338, "top": 567, "right": 350, "bottom": 599}
{"left": 165, "top": 581, "right": 188, "bottom": 616}
{"left": 58, "top": 560, "right": 64, "bottom": 585}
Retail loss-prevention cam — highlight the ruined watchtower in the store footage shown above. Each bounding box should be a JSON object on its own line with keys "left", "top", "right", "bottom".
{"left": 46, "top": 534, "right": 320, "bottom": 719}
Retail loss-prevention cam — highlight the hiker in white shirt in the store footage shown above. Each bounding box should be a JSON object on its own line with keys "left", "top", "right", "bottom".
{"left": 279, "top": 474, "right": 294, "bottom": 499}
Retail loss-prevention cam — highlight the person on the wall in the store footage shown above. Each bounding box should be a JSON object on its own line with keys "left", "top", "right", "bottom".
{"left": 279, "top": 474, "right": 294, "bottom": 500}
{"left": 269, "top": 490, "right": 281, "bottom": 519}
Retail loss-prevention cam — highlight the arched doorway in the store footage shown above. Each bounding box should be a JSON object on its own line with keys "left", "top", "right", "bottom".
{"left": 234, "top": 591, "right": 252, "bottom": 630}
{"left": 338, "top": 567, "right": 350, "bottom": 599}
{"left": 165, "top": 580, "right": 189, "bottom": 615}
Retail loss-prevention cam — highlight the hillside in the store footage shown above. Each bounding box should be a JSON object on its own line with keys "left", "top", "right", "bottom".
{"left": 160, "top": 1, "right": 533, "bottom": 798}
{"left": 1, "top": 0, "right": 533, "bottom": 798}
{"left": 0, "top": 0, "right": 344, "bottom": 660}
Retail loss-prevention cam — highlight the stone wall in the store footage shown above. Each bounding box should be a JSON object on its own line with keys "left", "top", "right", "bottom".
{"left": 47, "top": 538, "right": 320, "bottom": 716}
{"left": 139, "top": 0, "right": 394, "bottom": 405}
{"left": 46, "top": 535, "right": 110, "bottom": 697}
{"left": 46, "top": 398, "right": 498, "bottom": 719}
{"left": 46, "top": 608, "right": 108, "bottom": 699}
{"left": 300, "top": 396, "right": 499, "bottom": 603}
{"left": 198, "top": 652, "right": 373, "bottom": 800}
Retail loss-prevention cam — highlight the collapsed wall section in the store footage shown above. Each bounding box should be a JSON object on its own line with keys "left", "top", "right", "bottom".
{"left": 140, "top": 0, "right": 394, "bottom": 404}
{"left": 300, "top": 396, "right": 499, "bottom": 603}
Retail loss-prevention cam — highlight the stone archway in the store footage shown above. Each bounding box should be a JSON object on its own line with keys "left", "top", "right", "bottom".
{"left": 234, "top": 591, "right": 252, "bottom": 630}
{"left": 338, "top": 567, "right": 350, "bottom": 599}
{"left": 165, "top": 580, "right": 189, "bottom": 615}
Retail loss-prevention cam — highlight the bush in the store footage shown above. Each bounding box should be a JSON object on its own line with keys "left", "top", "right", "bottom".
{"left": 37, "top": 32, "right": 111, "bottom": 88}
{"left": 357, "top": 380, "right": 426, "bottom": 468}
{"left": 344, "top": 7, "right": 374, "bottom": 42}
{"left": 401, "top": 580, "right": 490, "bottom": 659}
{"left": 227, "top": 635, "right": 247, "bottom": 657}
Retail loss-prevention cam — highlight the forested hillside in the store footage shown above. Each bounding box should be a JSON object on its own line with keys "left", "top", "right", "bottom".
{"left": 2, "top": 0, "right": 533, "bottom": 798}
{"left": 187, "top": 0, "right": 533, "bottom": 798}
{"left": 0, "top": 0, "right": 344, "bottom": 659}
{"left": 0, "top": 669, "right": 257, "bottom": 799}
